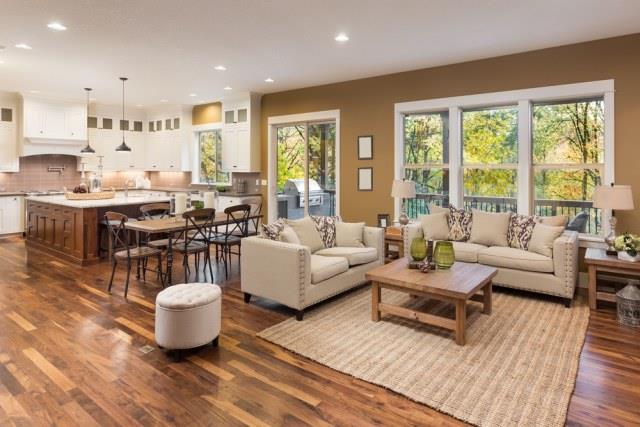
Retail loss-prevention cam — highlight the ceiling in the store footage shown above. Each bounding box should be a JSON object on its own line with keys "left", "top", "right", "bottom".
{"left": 1, "top": 0, "right": 639, "bottom": 106}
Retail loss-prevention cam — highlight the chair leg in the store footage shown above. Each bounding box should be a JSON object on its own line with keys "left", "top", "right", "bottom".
{"left": 124, "top": 260, "right": 132, "bottom": 298}
{"left": 108, "top": 259, "right": 117, "bottom": 292}
{"left": 157, "top": 253, "right": 165, "bottom": 288}
{"left": 184, "top": 255, "right": 189, "bottom": 284}
{"left": 224, "top": 246, "right": 229, "bottom": 279}
{"left": 136, "top": 258, "right": 141, "bottom": 280}
{"left": 142, "top": 258, "right": 147, "bottom": 282}
{"left": 207, "top": 249, "right": 214, "bottom": 283}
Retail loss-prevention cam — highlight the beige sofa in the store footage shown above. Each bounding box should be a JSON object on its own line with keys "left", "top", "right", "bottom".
{"left": 241, "top": 226, "right": 384, "bottom": 319}
{"left": 403, "top": 223, "right": 579, "bottom": 306}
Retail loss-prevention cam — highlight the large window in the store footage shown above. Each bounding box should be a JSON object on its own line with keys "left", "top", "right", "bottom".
{"left": 462, "top": 106, "right": 518, "bottom": 212}
{"left": 403, "top": 112, "right": 449, "bottom": 217}
{"left": 396, "top": 80, "right": 613, "bottom": 236}
{"left": 197, "top": 130, "right": 229, "bottom": 184}
{"left": 533, "top": 99, "right": 604, "bottom": 234}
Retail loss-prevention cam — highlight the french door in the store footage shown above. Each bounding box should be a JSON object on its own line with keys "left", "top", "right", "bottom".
{"left": 271, "top": 120, "right": 337, "bottom": 220}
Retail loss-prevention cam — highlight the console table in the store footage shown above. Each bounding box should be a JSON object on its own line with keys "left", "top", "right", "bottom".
{"left": 584, "top": 248, "right": 640, "bottom": 309}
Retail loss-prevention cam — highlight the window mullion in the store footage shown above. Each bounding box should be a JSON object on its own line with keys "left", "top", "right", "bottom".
{"left": 448, "top": 106, "right": 462, "bottom": 208}
{"left": 517, "top": 100, "right": 531, "bottom": 215}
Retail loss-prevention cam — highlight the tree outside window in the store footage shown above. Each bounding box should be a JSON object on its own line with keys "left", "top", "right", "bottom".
{"left": 198, "top": 130, "right": 229, "bottom": 184}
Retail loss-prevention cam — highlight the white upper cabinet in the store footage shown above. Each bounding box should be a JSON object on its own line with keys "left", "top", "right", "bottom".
{"left": 221, "top": 93, "right": 261, "bottom": 172}
{"left": 22, "top": 97, "right": 86, "bottom": 141}
{"left": 0, "top": 104, "right": 19, "bottom": 172}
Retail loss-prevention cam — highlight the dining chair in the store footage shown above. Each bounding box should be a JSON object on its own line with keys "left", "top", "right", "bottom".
{"left": 210, "top": 204, "right": 251, "bottom": 279}
{"left": 235, "top": 196, "right": 262, "bottom": 237}
{"left": 173, "top": 208, "right": 216, "bottom": 283}
{"left": 105, "top": 212, "right": 164, "bottom": 298}
{"left": 139, "top": 203, "right": 173, "bottom": 249}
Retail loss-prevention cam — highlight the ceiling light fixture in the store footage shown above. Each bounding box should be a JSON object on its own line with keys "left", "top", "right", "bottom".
{"left": 29, "top": 90, "right": 40, "bottom": 94}
{"left": 223, "top": 86, "right": 232, "bottom": 91}
{"left": 265, "top": 78, "right": 274, "bottom": 83}
{"left": 189, "top": 93, "right": 197, "bottom": 97}
{"left": 160, "top": 99, "right": 168, "bottom": 103}
{"left": 115, "top": 77, "right": 131, "bottom": 152}
{"left": 47, "top": 22, "right": 67, "bottom": 31}
{"left": 214, "top": 65, "right": 226, "bottom": 71}
{"left": 334, "top": 33, "right": 349, "bottom": 43}
{"left": 15, "top": 43, "right": 32, "bottom": 50}
{"left": 135, "top": 104, "right": 143, "bottom": 108}
{"left": 80, "top": 88, "right": 96, "bottom": 154}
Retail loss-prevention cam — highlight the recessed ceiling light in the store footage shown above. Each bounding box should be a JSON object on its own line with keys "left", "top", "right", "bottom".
{"left": 47, "top": 22, "right": 67, "bottom": 31}
{"left": 29, "top": 90, "right": 40, "bottom": 94}
{"left": 15, "top": 43, "right": 32, "bottom": 50}
{"left": 89, "top": 97, "right": 97, "bottom": 101}
{"left": 0, "top": 59, "right": 4, "bottom": 65}
{"left": 334, "top": 33, "right": 349, "bottom": 43}
{"left": 189, "top": 93, "right": 197, "bottom": 97}
{"left": 223, "top": 86, "right": 232, "bottom": 91}
{"left": 265, "top": 78, "right": 274, "bottom": 83}
{"left": 160, "top": 99, "right": 168, "bottom": 103}
{"left": 135, "top": 104, "right": 143, "bottom": 108}
{"left": 214, "top": 65, "right": 227, "bottom": 71}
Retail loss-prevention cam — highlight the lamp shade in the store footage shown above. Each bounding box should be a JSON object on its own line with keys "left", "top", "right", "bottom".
{"left": 593, "top": 185, "right": 635, "bottom": 210}
{"left": 391, "top": 179, "right": 416, "bottom": 199}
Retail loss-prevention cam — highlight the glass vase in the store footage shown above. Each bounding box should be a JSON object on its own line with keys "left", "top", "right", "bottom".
{"left": 410, "top": 237, "right": 427, "bottom": 262}
{"left": 434, "top": 241, "right": 455, "bottom": 269}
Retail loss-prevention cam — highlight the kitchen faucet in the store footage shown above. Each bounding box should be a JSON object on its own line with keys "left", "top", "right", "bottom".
{"left": 124, "top": 178, "right": 136, "bottom": 198}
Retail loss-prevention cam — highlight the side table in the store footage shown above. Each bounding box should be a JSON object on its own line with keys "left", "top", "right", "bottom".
{"left": 584, "top": 247, "right": 640, "bottom": 309}
{"left": 384, "top": 227, "right": 404, "bottom": 263}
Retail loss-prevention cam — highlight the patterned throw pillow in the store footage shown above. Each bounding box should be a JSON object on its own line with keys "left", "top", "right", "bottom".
{"left": 508, "top": 214, "right": 538, "bottom": 250}
{"left": 447, "top": 206, "right": 473, "bottom": 241}
{"left": 261, "top": 219, "right": 286, "bottom": 240}
{"left": 310, "top": 215, "right": 341, "bottom": 248}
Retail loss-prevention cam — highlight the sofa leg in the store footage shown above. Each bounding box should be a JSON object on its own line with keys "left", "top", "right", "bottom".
{"left": 243, "top": 292, "right": 251, "bottom": 303}
{"left": 564, "top": 298, "right": 572, "bottom": 308}
{"left": 295, "top": 310, "right": 304, "bottom": 321}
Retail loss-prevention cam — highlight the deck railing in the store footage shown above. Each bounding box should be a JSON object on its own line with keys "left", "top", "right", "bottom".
{"left": 406, "top": 194, "right": 601, "bottom": 234}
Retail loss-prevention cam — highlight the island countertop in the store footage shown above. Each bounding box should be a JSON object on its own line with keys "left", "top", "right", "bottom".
{"left": 25, "top": 193, "right": 171, "bottom": 209}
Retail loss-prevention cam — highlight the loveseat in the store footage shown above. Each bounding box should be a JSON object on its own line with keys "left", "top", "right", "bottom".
{"left": 403, "top": 222, "right": 579, "bottom": 306}
{"left": 241, "top": 218, "right": 384, "bottom": 320}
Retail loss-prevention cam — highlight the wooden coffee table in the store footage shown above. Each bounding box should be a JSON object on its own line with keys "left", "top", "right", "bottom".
{"left": 365, "top": 258, "right": 497, "bottom": 345}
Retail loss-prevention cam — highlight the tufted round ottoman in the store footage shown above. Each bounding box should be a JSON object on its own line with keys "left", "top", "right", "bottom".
{"left": 155, "top": 283, "right": 221, "bottom": 353}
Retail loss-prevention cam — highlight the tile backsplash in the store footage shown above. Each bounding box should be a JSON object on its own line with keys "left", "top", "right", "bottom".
{"left": 0, "top": 155, "right": 147, "bottom": 192}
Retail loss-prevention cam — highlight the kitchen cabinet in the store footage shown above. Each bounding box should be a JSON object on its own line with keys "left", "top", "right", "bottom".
{"left": 221, "top": 94, "right": 261, "bottom": 173}
{"left": 0, "top": 106, "right": 19, "bottom": 172}
{"left": 23, "top": 97, "right": 86, "bottom": 141}
{"left": 0, "top": 196, "right": 24, "bottom": 235}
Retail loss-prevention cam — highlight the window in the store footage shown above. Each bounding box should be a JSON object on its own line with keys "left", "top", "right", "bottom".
{"left": 119, "top": 119, "right": 129, "bottom": 131}
{"left": 102, "top": 118, "right": 112, "bottom": 130}
{"left": 533, "top": 98, "right": 604, "bottom": 234}
{"left": 197, "top": 130, "right": 229, "bottom": 184}
{"left": 395, "top": 80, "right": 613, "bottom": 236}
{"left": 402, "top": 112, "right": 449, "bottom": 217}
{"left": 462, "top": 106, "right": 518, "bottom": 212}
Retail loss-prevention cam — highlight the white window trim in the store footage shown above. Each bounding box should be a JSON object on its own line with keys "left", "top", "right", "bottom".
{"left": 191, "top": 123, "right": 230, "bottom": 185}
{"left": 267, "top": 109, "right": 340, "bottom": 223}
{"left": 394, "top": 80, "right": 615, "bottom": 238}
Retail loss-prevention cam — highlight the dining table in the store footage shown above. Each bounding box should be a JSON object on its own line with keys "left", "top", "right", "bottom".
{"left": 125, "top": 213, "right": 262, "bottom": 285}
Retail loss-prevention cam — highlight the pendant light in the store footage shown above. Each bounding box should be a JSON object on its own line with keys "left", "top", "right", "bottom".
{"left": 80, "top": 88, "right": 96, "bottom": 153}
{"left": 115, "top": 77, "right": 131, "bottom": 152}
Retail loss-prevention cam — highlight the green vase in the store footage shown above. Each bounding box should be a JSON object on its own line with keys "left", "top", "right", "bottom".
{"left": 434, "top": 241, "right": 455, "bottom": 269}
{"left": 410, "top": 237, "right": 428, "bottom": 262}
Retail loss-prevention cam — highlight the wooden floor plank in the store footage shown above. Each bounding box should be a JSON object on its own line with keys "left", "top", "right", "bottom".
{"left": 201, "top": 394, "right": 271, "bottom": 427}
{"left": 5, "top": 312, "right": 36, "bottom": 332}
{"left": 22, "top": 348, "right": 76, "bottom": 393}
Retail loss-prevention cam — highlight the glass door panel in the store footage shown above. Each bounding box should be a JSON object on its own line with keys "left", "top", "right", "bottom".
{"left": 308, "top": 122, "right": 336, "bottom": 216}
{"left": 276, "top": 125, "right": 306, "bottom": 219}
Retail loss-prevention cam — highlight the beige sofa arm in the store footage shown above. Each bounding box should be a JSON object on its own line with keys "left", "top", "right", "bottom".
{"left": 552, "top": 231, "right": 579, "bottom": 298}
{"left": 240, "top": 236, "right": 311, "bottom": 310}
{"left": 363, "top": 226, "right": 385, "bottom": 264}
{"left": 403, "top": 223, "right": 424, "bottom": 259}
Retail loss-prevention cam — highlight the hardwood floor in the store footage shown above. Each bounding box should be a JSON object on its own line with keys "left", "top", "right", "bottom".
{"left": 0, "top": 235, "right": 638, "bottom": 426}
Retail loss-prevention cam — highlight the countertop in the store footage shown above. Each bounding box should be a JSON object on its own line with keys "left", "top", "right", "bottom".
{"left": 0, "top": 192, "right": 26, "bottom": 197}
{"left": 25, "top": 194, "right": 171, "bottom": 209}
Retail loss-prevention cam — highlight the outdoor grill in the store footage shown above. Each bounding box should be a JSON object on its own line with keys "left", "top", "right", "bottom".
{"left": 283, "top": 179, "right": 324, "bottom": 208}
{"left": 278, "top": 178, "right": 332, "bottom": 218}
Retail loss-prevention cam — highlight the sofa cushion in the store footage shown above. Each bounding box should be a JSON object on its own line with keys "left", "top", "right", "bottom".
{"left": 315, "top": 246, "right": 378, "bottom": 266}
{"left": 336, "top": 222, "right": 365, "bottom": 248}
{"left": 286, "top": 216, "right": 325, "bottom": 253}
{"left": 469, "top": 209, "right": 511, "bottom": 247}
{"left": 279, "top": 225, "right": 301, "bottom": 244}
{"left": 448, "top": 206, "right": 472, "bottom": 241}
{"left": 310, "top": 215, "right": 341, "bottom": 248}
{"left": 537, "top": 215, "right": 568, "bottom": 227}
{"left": 508, "top": 214, "right": 537, "bottom": 250}
{"left": 419, "top": 212, "right": 449, "bottom": 241}
{"left": 310, "top": 255, "right": 349, "bottom": 284}
{"left": 528, "top": 224, "right": 565, "bottom": 257}
{"left": 452, "top": 242, "right": 487, "bottom": 263}
{"left": 478, "top": 246, "right": 554, "bottom": 273}
{"left": 262, "top": 219, "right": 285, "bottom": 240}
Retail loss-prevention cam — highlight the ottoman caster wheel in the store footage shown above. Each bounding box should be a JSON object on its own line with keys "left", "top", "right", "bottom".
{"left": 212, "top": 336, "right": 219, "bottom": 347}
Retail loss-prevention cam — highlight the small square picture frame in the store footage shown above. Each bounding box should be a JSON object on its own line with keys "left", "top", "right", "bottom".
{"left": 377, "top": 213, "right": 391, "bottom": 228}
{"left": 358, "top": 135, "right": 373, "bottom": 160}
{"left": 358, "top": 167, "right": 373, "bottom": 191}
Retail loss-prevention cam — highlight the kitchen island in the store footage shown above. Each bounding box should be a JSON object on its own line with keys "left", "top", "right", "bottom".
{"left": 25, "top": 191, "right": 170, "bottom": 265}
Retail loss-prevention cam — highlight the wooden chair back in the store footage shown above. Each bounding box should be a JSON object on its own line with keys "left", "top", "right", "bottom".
{"left": 140, "top": 203, "right": 171, "bottom": 220}
{"left": 182, "top": 208, "right": 216, "bottom": 249}
{"left": 104, "top": 211, "right": 130, "bottom": 258}
{"left": 221, "top": 204, "right": 251, "bottom": 241}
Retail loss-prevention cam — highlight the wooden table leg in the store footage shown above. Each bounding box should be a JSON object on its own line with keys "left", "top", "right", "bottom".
{"left": 483, "top": 281, "right": 492, "bottom": 315}
{"left": 372, "top": 281, "right": 381, "bottom": 321}
{"left": 588, "top": 265, "right": 597, "bottom": 310}
{"left": 455, "top": 299, "right": 466, "bottom": 345}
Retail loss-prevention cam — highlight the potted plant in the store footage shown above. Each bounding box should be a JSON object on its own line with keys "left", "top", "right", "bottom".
{"left": 614, "top": 233, "right": 640, "bottom": 262}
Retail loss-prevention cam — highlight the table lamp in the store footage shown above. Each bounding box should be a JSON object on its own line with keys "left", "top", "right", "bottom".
{"left": 593, "top": 184, "right": 635, "bottom": 254}
{"left": 391, "top": 179, "right": 416, "bottom": 225}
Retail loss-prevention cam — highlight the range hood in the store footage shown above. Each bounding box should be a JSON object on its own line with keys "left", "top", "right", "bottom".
{"left": 20, "top": 95, "right": 87, "bottom": 156}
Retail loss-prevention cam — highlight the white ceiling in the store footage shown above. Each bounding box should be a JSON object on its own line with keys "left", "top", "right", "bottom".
{"left": 1, "top": 0, "right": 639, "bottom": 106}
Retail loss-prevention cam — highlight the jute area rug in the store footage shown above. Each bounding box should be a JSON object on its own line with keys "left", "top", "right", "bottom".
{"left": 257, "top": 287, "right": 589, "bottom": 427}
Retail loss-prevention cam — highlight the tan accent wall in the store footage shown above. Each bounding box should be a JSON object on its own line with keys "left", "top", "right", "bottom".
{"left": 192, "top": 102, "right": 222, "bottom": 125}
{"left": 261, "top": 33, "right": 640, "bottom": 232}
